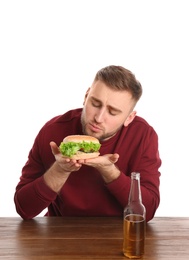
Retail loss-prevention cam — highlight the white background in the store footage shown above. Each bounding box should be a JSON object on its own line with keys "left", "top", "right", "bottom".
{"left": 0, "top": 0, "right": 189, "bottom": 217}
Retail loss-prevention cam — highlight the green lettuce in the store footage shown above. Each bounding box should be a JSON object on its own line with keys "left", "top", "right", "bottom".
{"left": 59, "top": 141, "right": 101, "bottom": 157}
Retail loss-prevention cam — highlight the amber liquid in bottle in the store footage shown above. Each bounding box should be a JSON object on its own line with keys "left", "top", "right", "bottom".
{"left": 123, "top": 172, "right": 146, "bottom": 259}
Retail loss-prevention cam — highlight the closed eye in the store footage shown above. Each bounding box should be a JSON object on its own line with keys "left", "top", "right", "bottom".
{"left": 109, "top": 109, "right": 119, "bottom": 116}
{"left": 90, "top": 96, "right": 122, "bottom": 116}
{"left": 90, "top": 97, "right": 102, "bottom": 108}
{"left": 92, "top": 100, "right": 101, "bottom": 107}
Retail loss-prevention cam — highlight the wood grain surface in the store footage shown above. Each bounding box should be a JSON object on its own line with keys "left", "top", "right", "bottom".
{"left": 0, "top": 217, "right": 189, "bottom": 259}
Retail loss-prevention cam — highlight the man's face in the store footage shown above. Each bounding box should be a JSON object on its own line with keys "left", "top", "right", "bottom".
{"left": 81, "top": 80, "right": 136, "bottom": 141}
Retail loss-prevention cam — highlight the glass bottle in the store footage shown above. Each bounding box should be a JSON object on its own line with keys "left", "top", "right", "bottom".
{"left": 123, "top": 172, "right": 146, "bottom": 259}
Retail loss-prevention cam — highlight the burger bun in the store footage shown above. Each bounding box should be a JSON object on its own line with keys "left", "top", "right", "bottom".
{"left": 63, "top": 135, "right": 99, "bottom": 144}
{"left": 64, "top": 151, "right": 100, "bottom": 160}
{"left": 61, "top": 135, "right": 100, "bottom": 159}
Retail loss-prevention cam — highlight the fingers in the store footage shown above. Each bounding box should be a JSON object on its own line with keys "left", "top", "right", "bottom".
{"left": 50, "top": 141, "right": 60, "bottom": 156}
{"left": 109, "top": 153, "right": 119, "bottom": 163}
{"left": 81, "top": 153, "right": 119, "bottom": 167}
{"left": 50, "top": 141, "right": 83, "bottom": 172}
{"left": 49, "top": 141, "right": 119, "bottom": 174}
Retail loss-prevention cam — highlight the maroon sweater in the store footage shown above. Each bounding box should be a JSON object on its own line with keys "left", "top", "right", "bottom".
{"left": 14, "top": 108, "right": 161, "bottom": 222}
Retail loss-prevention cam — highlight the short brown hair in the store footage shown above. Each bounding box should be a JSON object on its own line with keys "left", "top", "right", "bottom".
{"left": 94, "top": 65, "right": 142, "bottom": 102}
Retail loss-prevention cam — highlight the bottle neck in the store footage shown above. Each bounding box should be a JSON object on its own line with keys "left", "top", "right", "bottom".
{"left": 128, "top": 172, "right": 142, "bottom": 203}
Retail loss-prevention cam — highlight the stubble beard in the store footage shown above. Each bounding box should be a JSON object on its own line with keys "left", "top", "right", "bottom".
{"left": 80, "top": 111, "right": 123, "bottom": 142}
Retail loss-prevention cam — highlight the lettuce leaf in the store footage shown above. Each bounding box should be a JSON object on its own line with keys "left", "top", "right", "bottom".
{"left": 59, "top": 141, "right": 101, "bottom": 157}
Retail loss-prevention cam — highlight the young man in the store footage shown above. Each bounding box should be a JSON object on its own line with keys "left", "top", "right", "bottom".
{"left": 14, "top": 65, "right": 161, "bottom": 222}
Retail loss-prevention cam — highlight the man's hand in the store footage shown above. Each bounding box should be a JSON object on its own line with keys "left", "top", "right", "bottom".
{"left": 43, "top": 142, "right": 82, "bottom": 193}
{"left": 78, "top": 153, "right": 120, "bottom": 183}
{"left": 50, "top": 141, "right": 82, "bottom": 172}
{"left": 44, "top": 141, "right": 120, "bottom": 192}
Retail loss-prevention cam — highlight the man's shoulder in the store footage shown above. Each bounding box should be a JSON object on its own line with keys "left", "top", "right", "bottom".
{"left": 36, "top": 108, "right": 82, "bottom": 143}
{"left": 45, "top": 108, "right": 82, "bottom": 126}
{"left": 130, "top": 115, "right": 157, "bottom": 136}
{"left": 133, "top": 115, "right": 150, "bottom": 127}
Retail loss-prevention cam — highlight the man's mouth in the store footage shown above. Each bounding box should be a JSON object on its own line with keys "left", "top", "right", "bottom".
{"left": 89, "top": 123, "right": 102, "bottom": 133}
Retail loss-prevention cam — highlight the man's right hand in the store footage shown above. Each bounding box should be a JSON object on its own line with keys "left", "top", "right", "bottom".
{"left": 43, "top": 141, "right": 82, "bottom": 193}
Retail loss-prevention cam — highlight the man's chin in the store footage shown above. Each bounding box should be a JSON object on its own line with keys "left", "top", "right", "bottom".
{"left": 83, "top": 128, "right": 101, "bottom": 140}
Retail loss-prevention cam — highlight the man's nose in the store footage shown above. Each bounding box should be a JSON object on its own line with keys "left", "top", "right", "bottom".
{"left": 95, "top": 108, "right": 106, "bottom": 123}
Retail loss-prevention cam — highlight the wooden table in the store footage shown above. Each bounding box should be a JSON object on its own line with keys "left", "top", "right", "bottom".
{"left": 0, "top": 217, "right": 189, "bottom": 259}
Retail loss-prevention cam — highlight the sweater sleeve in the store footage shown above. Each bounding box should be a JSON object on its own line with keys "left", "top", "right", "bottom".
{"left": 14, "top": 175, "right": 57, "bottom": 219}
{"left": 14, "top": 124, "right": 58, "bottom": 219}
{"left": 106, "top": 127, "right": 161, "bottom": 222}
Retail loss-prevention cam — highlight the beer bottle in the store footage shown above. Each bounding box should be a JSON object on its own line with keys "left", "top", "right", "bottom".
{"left": 123, "top": 172, "right": 146, "bottom": 259}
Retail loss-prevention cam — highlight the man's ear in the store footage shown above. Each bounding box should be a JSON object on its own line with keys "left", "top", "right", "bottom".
{"left": 124, "top": 111, "right": 137, "bottom": 127}
{"left": 83, "top": 88, "right": 90, "bottom": 105}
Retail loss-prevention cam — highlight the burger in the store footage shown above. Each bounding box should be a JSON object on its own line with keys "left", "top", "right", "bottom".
{"left": 59, "top": 135, "right": 101, "bottom": 159}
